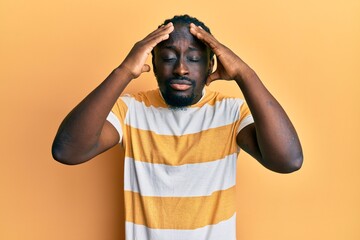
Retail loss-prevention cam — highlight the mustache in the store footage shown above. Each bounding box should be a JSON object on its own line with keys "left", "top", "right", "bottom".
{"left": 167, "top": 77, "right": 196, "bottom": 85}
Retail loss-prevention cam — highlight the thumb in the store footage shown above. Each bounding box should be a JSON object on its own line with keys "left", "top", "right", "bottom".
{"left": 141, "top": 64, "right": 151, "bottom": 73}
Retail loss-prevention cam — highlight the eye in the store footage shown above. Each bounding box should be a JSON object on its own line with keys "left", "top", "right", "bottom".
{"left": 162, "top": 57, "right": 176, "bottom": 62}
{"left": 188, "top": 57, "right": 200, "bottom": 62}
{"left": 161, "top": 54, "right": 177, "bottom": 62}
{"left": 187, "top": 56, "right": 201, "bottom": 62}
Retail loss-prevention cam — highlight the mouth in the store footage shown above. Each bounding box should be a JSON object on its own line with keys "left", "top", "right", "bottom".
{"left": 168, "top": 79, "right": 193, "bottom": 91}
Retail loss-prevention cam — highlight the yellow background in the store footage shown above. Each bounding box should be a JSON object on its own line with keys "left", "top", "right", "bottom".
{"left": 1, "top": 0, "right": 359, "bottom": 239}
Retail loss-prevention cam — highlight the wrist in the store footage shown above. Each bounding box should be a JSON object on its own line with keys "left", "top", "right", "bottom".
{"left": 234, "top": 67, "right": 257, "bottom": 87}
{"left": 113, "top": 64, "right": 135, "bottom": 83}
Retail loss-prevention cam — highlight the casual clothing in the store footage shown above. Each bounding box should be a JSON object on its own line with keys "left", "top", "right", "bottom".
{"left": 107, "top": 88, "right": 254, "bottom": 240}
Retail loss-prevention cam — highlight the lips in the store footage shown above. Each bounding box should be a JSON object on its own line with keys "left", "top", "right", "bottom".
{"left": 168, "top": 79, "right": 192, "bottom": 91}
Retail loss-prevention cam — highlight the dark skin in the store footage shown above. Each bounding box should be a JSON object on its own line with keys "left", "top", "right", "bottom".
{"left": 52, "top": 22, "right": 303, "bottom": 173}
{"left": 153, "top": 23, "right": 212, "bottom": 107}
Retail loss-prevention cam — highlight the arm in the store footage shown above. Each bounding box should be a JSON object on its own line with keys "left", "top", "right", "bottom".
{"left": 52, "top": 23, "right": 174, "bottom": 165}
{"left": 190, "top": 23, "right": 303, "bottom": 173}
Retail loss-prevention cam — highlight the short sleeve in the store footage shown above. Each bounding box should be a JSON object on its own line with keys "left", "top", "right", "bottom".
{"left": 237, "top": 101, "right": 254, "bottom": 134}
{"left": 106, "top": 97, "right": 128, "bottom": 143}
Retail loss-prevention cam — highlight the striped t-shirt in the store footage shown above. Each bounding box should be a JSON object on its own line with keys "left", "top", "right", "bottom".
{"left": 107, "top": 88, "right": 254, "bottom": 240}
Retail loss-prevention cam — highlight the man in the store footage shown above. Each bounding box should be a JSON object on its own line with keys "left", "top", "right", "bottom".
{"left": 52, "top": 15, "right": 303, "bottom": 240}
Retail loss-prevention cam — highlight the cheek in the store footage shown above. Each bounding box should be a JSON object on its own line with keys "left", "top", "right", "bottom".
{"left": 191, "top": 64, "right": 208, "bottom": 80}
{"left": 154, "top": 64, "right": 168, "bottom": 79}
{"left": 188, "top": 60, "right": 208, "bottom": 73}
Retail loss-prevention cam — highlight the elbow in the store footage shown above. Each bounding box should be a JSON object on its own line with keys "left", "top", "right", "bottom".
{"left": 262, "top": 151, "right": 303, "bottom": 174}
{"left": 52, "top": 144, "right": 73, "bottom": 165}
{"left": 284, "top": 154, "right": 303, "bottom": 173}
{"left": 278, "top": 152, "right": 304, "bottom": 174}
{"left": 51, "top": 141, "right": 84, "bottom": 165}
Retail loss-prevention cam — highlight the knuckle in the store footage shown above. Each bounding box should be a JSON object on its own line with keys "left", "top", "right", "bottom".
{"left": 133, "top": 41, "right": 141, "bottom": 48}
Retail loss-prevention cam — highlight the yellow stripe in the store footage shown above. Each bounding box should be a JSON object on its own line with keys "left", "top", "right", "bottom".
{"left": 130, "top": 90, "right": 167, "bottom": 108}
{"left": 112, "top": 98, "right": 128, "bottom": 127}
{"left": 240, "top": 101, "right": 252, "bottom": 123}
{"left": 125, "top": 186, "right": 236, "bottom": 230}
{"left": 195, "top": 88, "right": 239, "bottom": 107}
{"left": 127, "top": 88, "right": 242, "bottom": 108}
{"left": 124, "top": 122, "right": 240, "bottom": 165}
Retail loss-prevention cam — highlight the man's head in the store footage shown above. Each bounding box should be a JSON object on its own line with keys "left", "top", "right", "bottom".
{"left": 151, "top": 15, "right": 214, "bottom": 108}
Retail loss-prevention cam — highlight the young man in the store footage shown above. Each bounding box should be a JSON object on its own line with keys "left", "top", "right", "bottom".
{"left": 52, "top": 15, "right": 303, "bottom": 240}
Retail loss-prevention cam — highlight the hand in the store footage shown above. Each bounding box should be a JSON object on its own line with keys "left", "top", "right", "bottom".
{"left": 120, "top": 22, "right": 174, "bottom": 79}
{"left": 189, "top": 23, "right": 248, "bottom": 85}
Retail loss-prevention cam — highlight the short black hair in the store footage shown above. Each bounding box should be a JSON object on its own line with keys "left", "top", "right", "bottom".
{"left": 151, "top": 14, "right": 214, "bottom": 74}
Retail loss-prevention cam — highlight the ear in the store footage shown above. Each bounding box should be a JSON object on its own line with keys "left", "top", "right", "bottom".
{"left": 208, "top": 57, "right": 215, "bottom": 75}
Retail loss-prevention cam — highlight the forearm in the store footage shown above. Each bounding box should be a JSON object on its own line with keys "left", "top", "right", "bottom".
{"left": 187, "top": 23, "right": 303, "bottom": 172}
{"left": 52, "top": 65, "right": 133, "bottom": 164}
{"left": 236, "top": 66, "right": 303, "bottom": 173}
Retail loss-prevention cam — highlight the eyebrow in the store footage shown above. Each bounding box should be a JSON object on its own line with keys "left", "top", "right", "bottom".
{"left": 160, "top": 45, "right": 201, "bottom": 52}
{"left": 161, "top": 45, "right": 176, "bottom": 51}
{"left": 188, "top": 46, "right": 201, "bottom": 51}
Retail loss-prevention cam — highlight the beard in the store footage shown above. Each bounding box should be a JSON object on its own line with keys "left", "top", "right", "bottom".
{"left": 163, "top": 90, "right": 195, "bottom": 107}
{"left": 160, "top": 77, "right": 198, "bottom": 108}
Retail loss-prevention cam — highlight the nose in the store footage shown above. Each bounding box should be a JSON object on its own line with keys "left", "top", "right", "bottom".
{"left": 173, "top": 58, "right": 189, "bottom": 76}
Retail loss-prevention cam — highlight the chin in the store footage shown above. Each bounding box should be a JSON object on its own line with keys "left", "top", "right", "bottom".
{"left": 163, "top": 91, "right": 195, "bottom": 107}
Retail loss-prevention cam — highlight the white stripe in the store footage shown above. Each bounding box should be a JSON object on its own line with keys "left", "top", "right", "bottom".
{"left": 106, "top": 111, "right": 122, "bottom": 142}
{"left": 125, "top": 213, "right": 236, "bottom": 240}
{"left": 124, "top": 153, "right": 237, "bottom": 197}
{"left": 238, "top": 114, "right": 254, "bottom": 133}
{"left": 122, "top": 96, "right": 245, "bottom": 136}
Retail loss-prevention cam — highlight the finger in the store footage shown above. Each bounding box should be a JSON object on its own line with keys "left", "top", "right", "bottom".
{"left": 141, "top": 64, "right": 151, "bottom": 73}
{"left": 145, "top": 22, "right": 174, "bottom": 40}
{"left": 143, "top": 23, "right": 174, "bottom": 49}
{"left": 145, "top": 22, "right": 171, "bottom": 36}
{"left": 189, "top": 23, "right": 220, "bottom": 54}
{"left": 134, "top": 23, "right": 173, "bottom": 57}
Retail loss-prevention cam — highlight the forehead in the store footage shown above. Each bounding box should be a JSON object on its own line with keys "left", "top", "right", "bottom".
{"left": 157, "top": 24, "right": 207, "bottom": 51}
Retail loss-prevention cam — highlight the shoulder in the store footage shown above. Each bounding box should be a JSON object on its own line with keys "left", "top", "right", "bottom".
{"left": 120, "top": 89, "right": 166, "bottom": 108}
{"left": 200, "top": 88, "right": 246, "bottom": 108}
